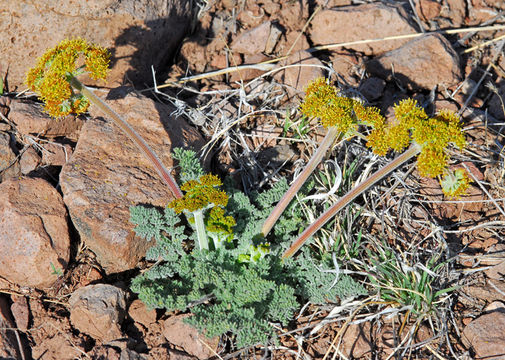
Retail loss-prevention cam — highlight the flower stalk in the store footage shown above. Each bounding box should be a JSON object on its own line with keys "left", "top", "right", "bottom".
{"left": 261, "top": 126, "right": 340, "bottom": 236}
{"left": 282, "top": 143, "right": 420, "bottom": 258}
{"left": 67, "top": 75, "right": 182, "bottom": 198}
{"left": 270, "top": 78, "right": 469, "bottom": 258}
{"left": 192, "top": 209, "right": 209, "bottom": 251}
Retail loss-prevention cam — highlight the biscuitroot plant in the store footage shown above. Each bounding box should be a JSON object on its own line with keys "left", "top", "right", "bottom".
{"left": 26, "top": 40, "right": 368, "bottom": 348}
{"left": 130, "top": 149, "right": 367, "bottom": 347}
{"left": 261, "top": 78, "right": 470, "bottom": 258}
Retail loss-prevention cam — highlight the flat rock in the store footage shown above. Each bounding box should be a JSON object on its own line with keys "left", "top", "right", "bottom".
{"left": 274, "top": 50, "right": 324, "bottom": 96}
{"left": 41, "top": 143, "right": 73, "bottom": 166}
{"left": 0, "top": 131, "right": 19, "bottom": 181}
{"left": 10, "top": 295, "right": 29, "bottom": 332}
{"left": 415, "top": 0, "right": 442, "bottom": 22}
{"left": 340, "top": 322, "right": 373, "bottom": 358}
{"left": 163, "top": 314, "right": 219, "bottom": 360}
{"left": 0, "top": 177, "right": 70, "bottom": 288}
{"left": 0, "top": 295, "right": 21, "bottom": 359}
{"left": 462, "top": 310, "right": 505, "bottom": 358}
{"left": 19, "top": 146, "right": 41, "bottom": 175}
{"left": 60, "top": 87, "right": 205, "bottom": 273}
{"left": 128, "top": 299, "right": 157, "bottom": 328}
{"left": 8, "top": 100, "right": 84, "bottom": 140}
{"left": 69, "top": 284, "right": 126, "bottom": 343}
{"left": 231, "top": 21, "right": 274, "bottom": 55}
{"left": 309, "top": 3, "right": 417, "bottom": 56}
{"left": 367, "top": 34, "right": 461, "bottom": 91}
{"left": 463, "top": 280, "right": 505, "bottom": 303}
{"left": 0, "top": 0, "right": 191, "bottom": 90}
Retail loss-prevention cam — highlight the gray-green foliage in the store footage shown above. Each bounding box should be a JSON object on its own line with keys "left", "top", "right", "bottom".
{"left": 172, "top": 147, "right": 204, "bottom": 183}
{"left": 130, "top": 149, "right": 367, "bottom": 348}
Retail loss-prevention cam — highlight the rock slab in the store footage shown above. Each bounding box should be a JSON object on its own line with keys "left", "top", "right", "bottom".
{"left": 0, "top": 131, "right": 19, "bottom": 181}
{"left": 0, "top": 177, "right": 70, "bottom": 288}
{"left": 462, "top": 310, "right": 505, "bottom": 359}
{"left": 0, "top": 0, "right": 191, "bottom": 89}
{"left": 309, "top": 3, "right": 417, "bottom": 56}
{"left": 163, "top": 314, "right": 219, "bottom": 360}
{"left": 60, "top": 87, "right": 204, "bottom": 273}
{"left": 8, "top": 100, "right": 84, "bottom": 141}
{"left": 0, "top": 295, "right": 21, "bottom": 359}
{"left": 69, "top": 284, "right": 126, "bottom": 343}
{"left": 367, "top": 34, "right": 461, "bottom": 90}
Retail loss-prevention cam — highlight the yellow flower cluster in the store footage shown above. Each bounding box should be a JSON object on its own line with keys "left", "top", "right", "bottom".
{"left": 206, "top": 207, "right": 236, "bottom": 240}
{"left": 168, "top": 174, "right": 228, "bottom": 213}
{"left": 300, "top": 78, "right": 469, "bottom": 196}
{"left": 300, "top": 77, "right": 360, "bottom": 135}
{"left": 26, "top": 38, "right": 110, "bottom": 117}
{"left": 410, "top": 108, "right": 466, "bottom": 178}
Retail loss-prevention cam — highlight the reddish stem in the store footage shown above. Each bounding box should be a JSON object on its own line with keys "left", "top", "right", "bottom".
{"left": 282, "top": 144, "right": 421, "bottom": 258}
{"left": 68, "top": 75, "right": 183, "bottom": 199}
{"left": 261, "top": 127, "right": 340, "bottom": 236}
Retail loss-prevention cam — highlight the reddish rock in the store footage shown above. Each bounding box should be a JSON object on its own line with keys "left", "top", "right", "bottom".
{"left": 367, "top": 34, "right": 461, "bottom": 91}
{"left": 330, "top": 51, "right": 363, "bottom": 87}
{"left": 359, "top": 77, "right": 386, "bottom": 101}
{"left": 41, "top": 143, "right": 73, "bottom": 166}
{"left": 232, "top": 21, "right": 282, "bottom": 55}
{"left": 309, "top": 3, "right": 417, "bottom": 56}
{"left": 8, "top": 100, "right": 84, "bottom": 140}
{"left": 0, "top": 131, "right": 19, "bottom": 181}
{"left": 276, "top": 32, "right": 311, "bottom": 56}
{"left": 462, "top": 311, "right": 505, "bottom": 358}
{"left": 128, "top": 299, "right": 157, "bottom": 327}
{"left": 485, "top": 259, "right": 505, "bottom": 280}
{"left": 485, "top": 301, "right": 505, "bottom": 312}
{"left": 237, "top": 2, "right": 269, "bottom": 29}
{"left": 0, "top": 177, "right": 70, "bottom": 288}
{"left": 60, "top": 87, "right": 205, "bottom": 273}
{"left": 0, "top": 295, "right": 21, "bottom": 359}
{"left": 275, "top": 0, "right": 309, "bottom": 32}
{"left": 10, "top": 295, "right": 29, "bottom": 332}
{"left": 0, "top": 0, "right": 191, "bottom": 90}
{"left": 463, "top": 280, "right": 505, "bottom": 303}
{"left": 274, "top": 50, "right": 324, "bottom": 96}
{"left": 418, "top": 174, "right": 483, "bottom": 223}
{"left": 415, "top": 0, "right": 442, "bottom": 22}
{"left": 443, "top": 0, "right": 466, "bottom": 27}
{"left": 468, "top": 1, "right": 499, "bottom": 25}
{"left": 163, "top": 314, "right": 219, "bottom": 360}
{"left": 19, "top": 146, "right": 41, "bottom": 175}
{"left": 340, "top": 322, "right": 373, "bottom": 358}
{"left": 69, "top": 284, "right": 126, "bottom": 343}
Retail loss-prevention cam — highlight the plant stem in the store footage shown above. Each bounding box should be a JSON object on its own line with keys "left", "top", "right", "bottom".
{"left": 282, "top": 143, "right": 421, "bottom": 259}
{"left": 67, "top": 75, "right": 183, "bottom": 199}
{"left": 261, "top": 126, "right": 341, "bottom": 236}
{"left": 193, "top": 209, "right": 209, "bottom": 251}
